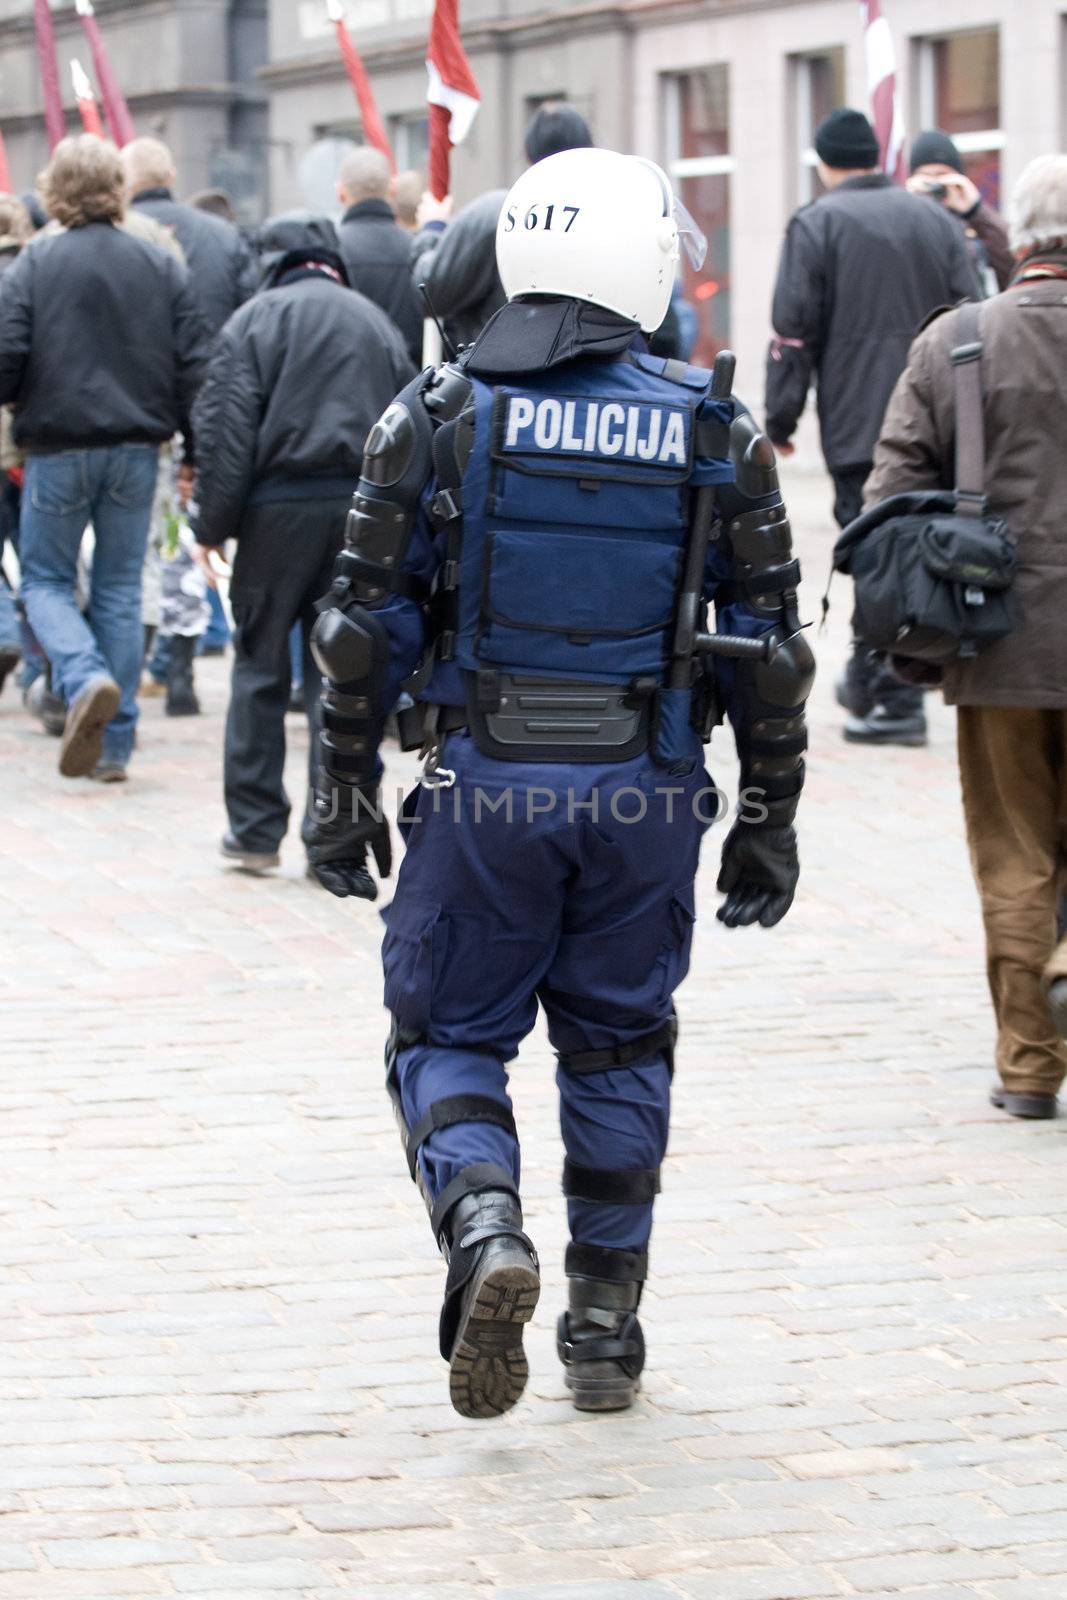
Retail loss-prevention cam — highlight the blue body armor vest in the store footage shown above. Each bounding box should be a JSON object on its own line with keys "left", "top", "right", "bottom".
{"left": 443, "top": 352, "right": 734, "bottom": 762}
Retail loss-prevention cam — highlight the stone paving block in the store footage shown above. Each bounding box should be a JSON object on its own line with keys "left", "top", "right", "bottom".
{"left": 779, "top": 1447, "right": 907, "bottom": 1479}
{"left": 493, "top": 1586, "right": 680, "bottom": 1600}
{"left": 42, "top": 1539, "right": 199, "bottom": 1570}
{"left": 670, "top": 1567, "right": 841, "bottom": 1599}
{"left": 167, "top": 1559, "right": 336, "bottom": 1591}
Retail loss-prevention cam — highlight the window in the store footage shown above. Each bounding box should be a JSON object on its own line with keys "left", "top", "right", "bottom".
{"left": 662, "top": 65, "right": 733, "bottom": 364}
{"left": 915, "top": 27, "right": 1003, "bottom": 207}
{"left": 791, "top": 48, "right": 846, "bottom": 205}
{"left": 391, "top": 115, "right": 429, "bottom": 174}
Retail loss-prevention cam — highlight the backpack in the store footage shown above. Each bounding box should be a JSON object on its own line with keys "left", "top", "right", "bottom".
{"left": 831, "top": 302, "right": 1017, "bottom": 666}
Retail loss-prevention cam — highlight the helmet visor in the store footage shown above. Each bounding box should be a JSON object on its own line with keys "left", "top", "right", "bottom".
{"left": 675, "top": 196, "right": 708, "bottom": 271}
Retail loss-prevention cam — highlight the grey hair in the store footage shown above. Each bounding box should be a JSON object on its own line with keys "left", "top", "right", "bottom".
{"left": 337, "top": 146, "right": 391, "bottom": 203}
{"left": 1010, "top": 154, "right": 1067, "bottom": 256}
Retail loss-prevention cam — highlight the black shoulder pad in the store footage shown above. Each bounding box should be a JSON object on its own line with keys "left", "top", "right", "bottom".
{"left": 730, "top": 412, "right": 781, "bottom": 500}
{"left": 361, "top": 369, "right": 439, "bottom": 490}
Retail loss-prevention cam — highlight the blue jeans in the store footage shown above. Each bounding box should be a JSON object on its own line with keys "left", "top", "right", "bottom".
{"left": 200, "top": 585, "right": 231, "bottom": 651}
{"left": 20, "top": 445, "right": 159, "bottom": 764}
{"left": 0, "top": 475, "right": 20, "bottom": 647}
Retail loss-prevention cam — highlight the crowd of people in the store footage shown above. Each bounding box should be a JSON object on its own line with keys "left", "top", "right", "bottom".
{"left": 1, "top": 101, "right": 1066, "bottom": 1167}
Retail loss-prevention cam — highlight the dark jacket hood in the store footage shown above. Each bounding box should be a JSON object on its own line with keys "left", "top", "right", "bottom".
{"left": 257, "top": 214, "right": 345, "bottom": 286}
{"left": 262, "top": 247, "right": 350, "bottom": 291}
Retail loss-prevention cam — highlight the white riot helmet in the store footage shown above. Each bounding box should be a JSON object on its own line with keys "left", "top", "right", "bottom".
{"left": 496, "top": 148, "right": 707, "bottom": 333}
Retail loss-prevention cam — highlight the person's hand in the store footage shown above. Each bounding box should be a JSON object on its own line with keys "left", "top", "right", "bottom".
{"left": 717, "top": 821, "right": 799, "bottom": 928}
{"left": 190, "top": 542, "right": 229, "bottom": 591}
{"left": 416, "top": 192, "right": 453, "bottom": 229}
{"left": 773, "top": 440, "right": 796, "bottom": 459}
{"left": 176, "top": 462, "right": 196, "bottom": 507}
{"left": 938, "top": 172, "right": 981, "bottom": 215}
{"left": 906, "top": 172, "right": 981, "bottom": 215}
{"left": 306, "top": 782, "right": 392, "bottom": 900}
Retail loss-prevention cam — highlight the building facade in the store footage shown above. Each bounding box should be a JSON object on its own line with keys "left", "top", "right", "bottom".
{"left": 0, "top": 0, "right": 269, "bottom": 222}
{"left": 266, "top": 0, "right": 1065, "bottom": 393}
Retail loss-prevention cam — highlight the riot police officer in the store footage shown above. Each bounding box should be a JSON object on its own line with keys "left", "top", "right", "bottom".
{"left": 306, "top": 149, "right": 814, "bottom": 1420}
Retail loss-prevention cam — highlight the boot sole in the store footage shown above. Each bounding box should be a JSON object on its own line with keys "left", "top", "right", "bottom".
{"left": 220, "top": 850, "right": 281, "bottom": 874}
{"left": 449, "top": 1260, "right": 540, "bottom": 1420}
{"left": 564, "top": 1369, "right": 641, "bottom": 1413}
{"left": 58, "top": 681, "right": 121, "bottom": 778}
{"left": 990, "top": 1088, "right": 1058, "bottom": 1120}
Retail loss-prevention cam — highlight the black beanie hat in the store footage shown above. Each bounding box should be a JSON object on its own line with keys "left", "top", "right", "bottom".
{"left": 524, "top": 103, "right": 594, "bottom": 165}
{"left": 908, "top": 129, "right": 964, "bottom": 175}
{"left": 814, "top": 108, "right": 880, "bottom": 171}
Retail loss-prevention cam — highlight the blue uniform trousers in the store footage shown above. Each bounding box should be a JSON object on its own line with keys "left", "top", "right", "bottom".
{"left": 382, "top": 730, "right": 712, "bottom": 1251}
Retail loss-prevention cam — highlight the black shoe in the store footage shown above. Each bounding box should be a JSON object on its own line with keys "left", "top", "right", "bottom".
{"left": 558, "top": 1244, "right": 647, "bottom": 1413}
{"left": 220, "top": 833, "right": 281, "bottom": 873}
{"left": 1047, "top": 978, "right": 1067, "bottom": 1039}
{"left": 843, "top": 704, "right": 928, "bottom": 747}
{"left": 24, "top": 675, "right": 67, "bottom": 737}
{"left": 90, "top": 760, "right": 128, "bottom": 784}
{"left": 990, "top": 1086, "right": 1058, "bottom": 1120}
{"left": 58, "top": 676, "right": 121, "bottom": 778}
{"left": 439, "top": 1190, "right": 540, "bottom": 1420}
{"left": 166, "top": 634, "right": 200, "bottom": 717}
{"left": 0, "top": 643, "right": 19, "bottom": 697}
{"left": 835, "top": 673, "right": 873, "bottom": 719}
{"left": 198, "top": 642, "right": 227, "bottom": 657}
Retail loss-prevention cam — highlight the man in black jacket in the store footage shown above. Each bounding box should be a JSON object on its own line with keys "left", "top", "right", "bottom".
{"left": 410, "top": 103, "right": 593, "bottom": 350}
{"left": 122, "top": 137, "right": 257, "bottom": 340}
{"left": 191, "top": 215, "right": 415, "bottom": 874}
{"left": 765, "top": 108, "right": 979, "bottom": 746}
{"left": 336, "top": 148, "right": 422, "bottom": 365}
{"left": 0, "top": 135, "right": 209, "bottom": 782}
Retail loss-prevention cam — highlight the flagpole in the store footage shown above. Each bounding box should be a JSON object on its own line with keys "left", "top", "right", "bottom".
{"left": 326, "top": 0, "right": 396, "bottom": 171}
{"left": 75, "top": 0, "right": 136, "bottom": 146}
{"left": 72, "top": 60, "right": 104, "bottom": 138}
{"left": 33, "top": 0, "right": 66, "bottom": 151}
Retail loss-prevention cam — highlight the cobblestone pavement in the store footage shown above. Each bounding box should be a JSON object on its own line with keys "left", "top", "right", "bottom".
{"left": 1, "top": 466, "right": 1066, "bottom": 1600}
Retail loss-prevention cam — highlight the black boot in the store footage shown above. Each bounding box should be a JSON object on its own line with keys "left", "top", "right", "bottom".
{"left": 166, "top": 634, "right": 200, "bottom": 717}
{"left": 558, "top": 1243, "right": 647, "bottom": 1412}
{"left": 438, "top": 1189, "right": 540, "bottom": 1420}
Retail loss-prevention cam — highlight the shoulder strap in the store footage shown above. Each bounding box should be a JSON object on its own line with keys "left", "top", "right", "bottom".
{"left": 949, "top": 300, "right": 985, "bottom": 516}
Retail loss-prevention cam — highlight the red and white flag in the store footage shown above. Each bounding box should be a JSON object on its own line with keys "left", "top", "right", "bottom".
{"left": 34, "top": 0, "right": 66, "bottom": 152}
{"left": 71, "top": 60, "right": 104, "bottom": 139}
{"left": 861, "top": 0, "right": 906, "bottom": 184}
{"left": 426, "top": 0, "right": 480, "bottom": 200}
{"left": 326, "top": 0, "right": 395, "bottom": 172}
{"left": 75, "top": 0, "right": 136, "bottom": 147}
{"left": 0, "top": 130, "right": 12, "bottom": 194}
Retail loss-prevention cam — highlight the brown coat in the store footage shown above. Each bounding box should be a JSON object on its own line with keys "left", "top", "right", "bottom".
{"left": 864, "top": 262, "right": 1067, "bottom": 707}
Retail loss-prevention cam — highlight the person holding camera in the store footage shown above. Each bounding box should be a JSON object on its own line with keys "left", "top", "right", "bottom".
{"left": 907, "top": 130, "right": 1013, "bottom": 296}
{"left": 862, "top": 155, "right": 1067, "bottom": 1122}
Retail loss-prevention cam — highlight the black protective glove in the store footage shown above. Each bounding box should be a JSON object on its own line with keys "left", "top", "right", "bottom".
{"left": 306, "top": 781, "right": 392, "bottom": 901}
{"left": 717, "top": 821, "right": 799, "bottom": 928}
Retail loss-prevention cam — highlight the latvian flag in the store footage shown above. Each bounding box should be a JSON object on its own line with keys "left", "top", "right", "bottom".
{"left": 426, "top": 0, "right": 481, "bottom": 200}
{"left": 862, "top": 0, "right": 906, "bottom": 184}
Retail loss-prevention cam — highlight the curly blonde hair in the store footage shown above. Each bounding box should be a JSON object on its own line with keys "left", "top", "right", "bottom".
{"left": 40, "top": 135, "right": 124, "bottom": 229}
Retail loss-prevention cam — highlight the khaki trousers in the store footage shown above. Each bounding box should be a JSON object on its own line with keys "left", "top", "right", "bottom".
{"left": 957, "top": 705, "right": 1067, "bottom": 1093}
